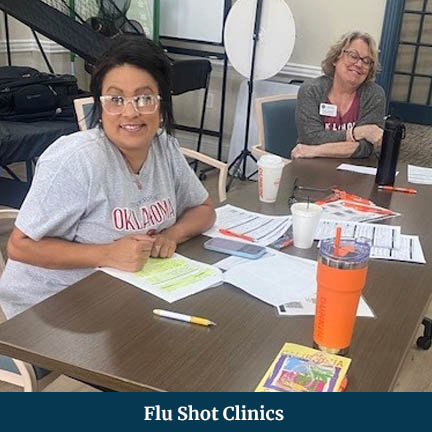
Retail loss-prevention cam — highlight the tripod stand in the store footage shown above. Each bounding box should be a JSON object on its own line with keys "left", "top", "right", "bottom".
{"left": 227, "top": 0, "right": 264, "bottom": 190}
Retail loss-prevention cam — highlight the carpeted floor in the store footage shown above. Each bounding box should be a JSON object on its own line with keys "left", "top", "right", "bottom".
{"left": 399, "top": 123, "right": 432, "bottom": 166}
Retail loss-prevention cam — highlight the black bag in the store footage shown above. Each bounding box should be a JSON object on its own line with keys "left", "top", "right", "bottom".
{"left": 0, "top": 66, "right": 85, "bottom": 122}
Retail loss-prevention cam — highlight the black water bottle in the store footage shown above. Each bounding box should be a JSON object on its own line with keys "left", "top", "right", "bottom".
{"left": 375, "top": 116, "right": 405, "bottom": 186}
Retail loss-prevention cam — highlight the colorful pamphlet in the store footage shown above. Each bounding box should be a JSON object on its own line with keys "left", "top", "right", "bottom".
{"left": 255, "top": 343, "right": 351, "bottom": 392}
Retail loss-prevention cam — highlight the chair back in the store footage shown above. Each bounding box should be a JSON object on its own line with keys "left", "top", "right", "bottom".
{"left": 73, "top": 96, "right": 96, "bottom": 131}
{"left": 0, "top": 208, "right": 59, "bottom": 391}
{"left": 255, "top": 94, "right": 298, "bottom": 159}
{"left": 0, "top": 209, "right": 19, "bottom": 273}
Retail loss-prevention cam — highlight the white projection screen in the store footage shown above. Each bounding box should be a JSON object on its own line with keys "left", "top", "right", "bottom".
{"left": 159, "top": 0, "right": 226, "bottom": 44}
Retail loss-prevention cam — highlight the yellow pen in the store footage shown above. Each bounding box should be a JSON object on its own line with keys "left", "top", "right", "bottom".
{"left": 153, "top": 309, "right": 216, "bottom": 327}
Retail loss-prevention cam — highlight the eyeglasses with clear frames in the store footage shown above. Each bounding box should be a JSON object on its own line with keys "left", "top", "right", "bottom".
{"left": 343, "top": 49, "right": 374, "bottom": 68}
{"left": 99, "top": 94, "right": 161, "bottom": 115}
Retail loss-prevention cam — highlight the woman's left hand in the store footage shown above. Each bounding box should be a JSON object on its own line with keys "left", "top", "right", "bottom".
{"left": 291, "top": 144, "right": 317, "bottom": 159}
{"left": 150, "top": 232, "right": 177, "bottom": 258}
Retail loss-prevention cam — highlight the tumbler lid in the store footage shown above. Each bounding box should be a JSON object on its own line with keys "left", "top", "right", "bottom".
{"left": 319, "top": 237, "right": 370, "bottom": 264}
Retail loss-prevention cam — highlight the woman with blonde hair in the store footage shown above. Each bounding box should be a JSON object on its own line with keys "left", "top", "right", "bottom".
{"left": 293, "top": 31, "right": 386, "bottom": 159}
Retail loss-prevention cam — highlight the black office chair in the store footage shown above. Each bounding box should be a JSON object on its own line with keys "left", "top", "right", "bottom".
{"left": 171, "top": 59, "right": 212, "bottom": 157}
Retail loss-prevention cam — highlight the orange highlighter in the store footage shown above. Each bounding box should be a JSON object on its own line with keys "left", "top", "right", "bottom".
{"left": 219, "top": 229, "right": 254, "bottom": 242}
{"left": 378, "top": 185, "right": 417, "bottom": 194}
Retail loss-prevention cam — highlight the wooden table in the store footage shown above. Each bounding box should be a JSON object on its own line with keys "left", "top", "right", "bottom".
{"left": 0, "top": 158, "right": 431, "bottom": 392}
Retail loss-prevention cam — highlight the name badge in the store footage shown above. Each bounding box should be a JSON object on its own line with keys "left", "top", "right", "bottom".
{"left": 319, "top": 103, "right": 337, "bottom": 117}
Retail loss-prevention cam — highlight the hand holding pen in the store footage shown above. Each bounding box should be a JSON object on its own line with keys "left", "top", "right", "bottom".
{"left": 107, "top": 235, "right": 155, "bottom": 272}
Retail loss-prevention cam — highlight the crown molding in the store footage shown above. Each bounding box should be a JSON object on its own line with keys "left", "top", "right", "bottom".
{"left": 200, "top": 57, "right": 321, "bottom": 79}
{"left": 280, "top": 62, "right": 321, "bottom": 79}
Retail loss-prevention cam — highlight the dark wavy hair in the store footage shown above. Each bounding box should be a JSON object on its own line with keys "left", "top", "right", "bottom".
{"left": 90, "top": 34, "right": 174, "bottom": 134}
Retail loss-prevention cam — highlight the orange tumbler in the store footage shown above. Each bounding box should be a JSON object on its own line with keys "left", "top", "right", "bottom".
{"left": 313, "top": 237, "right": 370, "bottom": 355}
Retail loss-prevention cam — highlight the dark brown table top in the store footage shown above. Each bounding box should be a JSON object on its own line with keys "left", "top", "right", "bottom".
{"left": 0, "top": 158, "right": 431, "bottom": 392}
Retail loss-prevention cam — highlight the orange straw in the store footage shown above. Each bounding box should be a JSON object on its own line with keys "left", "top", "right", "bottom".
{"left": 334, "top": 226, "right": 342, "bottom": 256}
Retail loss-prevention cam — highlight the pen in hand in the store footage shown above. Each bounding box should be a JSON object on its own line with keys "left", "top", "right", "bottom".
{"left": 153, "top": 309, "right": 216, "bottom": 327}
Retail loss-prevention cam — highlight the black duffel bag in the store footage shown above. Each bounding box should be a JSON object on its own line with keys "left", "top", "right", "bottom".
{"left": 0, "top": 66, "right": 85, "bottom": 122}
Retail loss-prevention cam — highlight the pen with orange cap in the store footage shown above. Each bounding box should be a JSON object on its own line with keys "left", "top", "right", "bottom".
{"left": 342, "top": 201, "right": 394, "bottom": 215}
{"left": 219, "top": 228, "right": 255, "bottom": 242}
{"left": 378, "top": 185, "right": 417, "bottom": 194}
{"left": 153, "top": 309, "right": 216, "bottom": 327}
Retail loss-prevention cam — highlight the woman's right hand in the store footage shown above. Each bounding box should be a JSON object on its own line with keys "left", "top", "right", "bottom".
{"left": 354, "top": 124, "right": 383, "bottom": 148}
{"left": 105, "top": 234, "right": 155, "bottom": 272}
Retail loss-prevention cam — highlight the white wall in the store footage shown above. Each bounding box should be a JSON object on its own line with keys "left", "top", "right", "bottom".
{"left": 286, "top": 0, "right": 387, "bottom": 68}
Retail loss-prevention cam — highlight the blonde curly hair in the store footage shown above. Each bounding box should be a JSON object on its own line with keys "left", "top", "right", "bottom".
{"left": 321, "top": 31, "right": 380, "bottom": 82}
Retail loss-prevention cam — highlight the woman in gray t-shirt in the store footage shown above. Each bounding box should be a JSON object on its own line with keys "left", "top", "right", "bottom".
{"left": 293, "top": 31, "right": 386, "bottom": 159}
{"left": 0, "top": 35, "right": 215, "bottom": 319}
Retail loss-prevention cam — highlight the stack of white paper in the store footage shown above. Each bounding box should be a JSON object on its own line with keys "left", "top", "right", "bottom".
{"left": 319, "top": 200, "right": 399, "bottom": 223}
{"left": 315, "top": 219, "right": 401, "bottom": 249}
{"left": 204, "top": 204, "right": 292, "bottom": 246}
{"left": 408, "top": 164, "right": 432, "bottom": 184}
{"left": 337, "top": 163, "right": 377, "bottom": 175}
{"left": 315, "top": 220, "right": 425, "bottom": 264}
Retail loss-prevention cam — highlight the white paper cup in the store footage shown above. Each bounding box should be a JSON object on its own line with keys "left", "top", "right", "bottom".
{"left": 291, "top": 203, "right": 323, "bottom": 249}
{"left": 257, "top": 155, "right": 284, "bottom": 203}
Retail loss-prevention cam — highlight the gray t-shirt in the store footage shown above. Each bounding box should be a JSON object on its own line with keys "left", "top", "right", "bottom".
{"left": 0, "top": 128, "right": 208, "bottom": 318}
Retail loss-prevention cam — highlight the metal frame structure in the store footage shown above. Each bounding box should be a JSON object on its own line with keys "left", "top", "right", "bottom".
{"left": 160, "top": 0, "right": 232, "bottom": 163}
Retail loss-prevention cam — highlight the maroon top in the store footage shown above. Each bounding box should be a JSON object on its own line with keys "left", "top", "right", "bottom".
{"left": 324, "top": 91, "right": 360, "bottom": 133}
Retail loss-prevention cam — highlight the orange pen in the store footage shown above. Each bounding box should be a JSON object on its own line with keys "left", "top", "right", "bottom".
{"left": 219, "top": 228, "right": 255, "bottom": 242}
{"left": 342, "top": 201, "right": 394, "bottom": 215}
{"left": 332, "top": 188, "right": 372, "bottom": 205}
{"left": 378, "top": 185, "right": 417, "bottom": 194}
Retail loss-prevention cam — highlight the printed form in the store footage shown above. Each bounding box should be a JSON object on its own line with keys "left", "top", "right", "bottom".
{"left": 101, "top": 254, "right": 223, "bottom": 303}
{"left": 371, "top": 235, "right": 426, "bottom": 264}
{"left": 319, "top": 200, "right": 399, "bottom": 223}
{"left": 204, "top": 204, "right": 292, "bottom": 246}
{"left": 315, "top": 219, "right": 401, "bottom": 249}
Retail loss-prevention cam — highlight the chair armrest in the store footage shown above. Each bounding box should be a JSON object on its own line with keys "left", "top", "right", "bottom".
{"left": 0, "top": 209, "right": 19, "bottom": 273}
{"left": 251, "top": 145, "right": 291, "bottom": 166}
{"left": 251, "top": 144, "right": 268, "bottom": 159}
{"left": 180, "top": 148, "right": 227, "bottom": 202}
